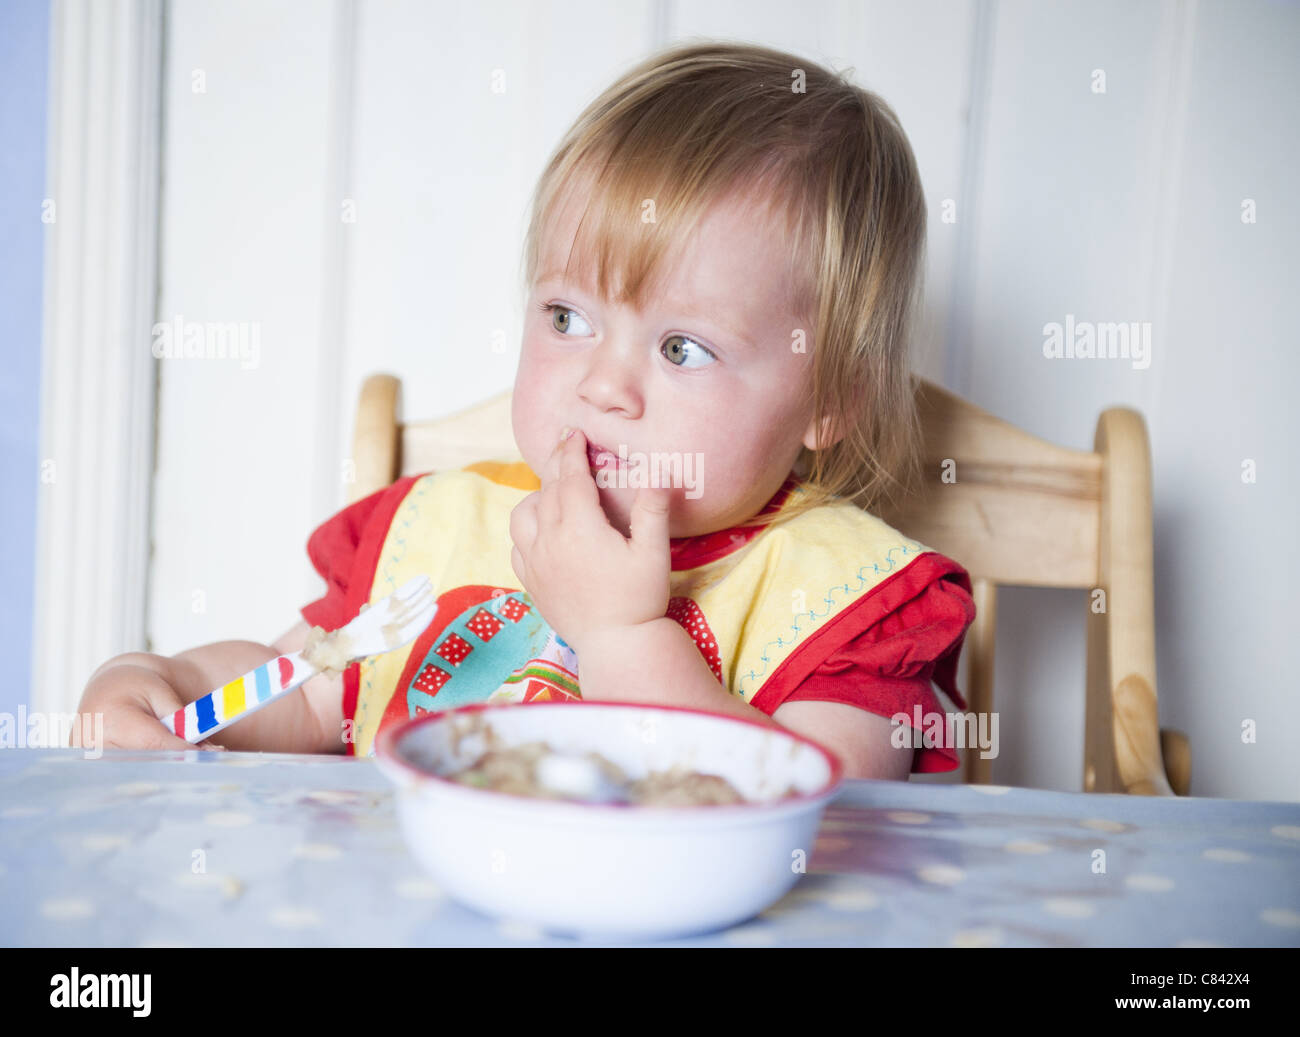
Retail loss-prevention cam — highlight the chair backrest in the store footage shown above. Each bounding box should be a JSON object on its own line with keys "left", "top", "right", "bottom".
{"left": 350, "top": 372, "right": 1185, "bottom": 796}
{"left": 384, "top": 378, "right": 1100, "bottom": 581}
{"left": 402, "top": 388, "right": 519, "bottom": 474}
{"left": 872, "top": 380, "right": 1101, "bottom": 588}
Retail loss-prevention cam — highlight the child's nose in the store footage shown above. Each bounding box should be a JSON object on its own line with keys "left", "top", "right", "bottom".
{"left": 575, "top": 345, "right": 643, "bottom": 415}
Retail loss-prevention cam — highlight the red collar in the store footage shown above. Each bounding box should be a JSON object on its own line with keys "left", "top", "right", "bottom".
{"left": 669, "top": 474, "right": 800, "bottom": 571}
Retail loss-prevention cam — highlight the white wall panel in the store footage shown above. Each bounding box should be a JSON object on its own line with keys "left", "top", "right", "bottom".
{"left": 669, "top": 0, "right": 978, "bottom": 381}
{"left": 150, "top": 0, "right": 346, "bottom": 650}
{"left": 1141, "top": 0, "right": 1298, "bottom": 801}
{"left": 335, "top": 0, "right": 658, "bottom": 476}
{"left": 947, "top": 0, "right": 1300, "bottom": 798}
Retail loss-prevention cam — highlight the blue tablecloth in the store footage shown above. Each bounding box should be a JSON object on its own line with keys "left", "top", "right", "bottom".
{"left": 2, "top": 748, "right": 1297, "bottom": 947}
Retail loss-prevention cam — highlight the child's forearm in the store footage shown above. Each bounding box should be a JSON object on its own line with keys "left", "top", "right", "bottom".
{"left": 575, "top": 618, "right": 782, "bottom": 728}
{"left": 85, "top": 642, "right": 333, "bottom": 754}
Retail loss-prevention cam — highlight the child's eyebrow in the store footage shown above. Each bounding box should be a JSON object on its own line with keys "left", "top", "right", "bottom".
{"left": 534, "top": 272, "right": 756, "bottom": 351}
{"left": 667, "top": 303, "right": 756, "bottom": 352}
{"left": 535, "top": 270, "right": 573, "bottom": 287}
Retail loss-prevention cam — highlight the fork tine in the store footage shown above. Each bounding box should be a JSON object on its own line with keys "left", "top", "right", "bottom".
{"left": 384, "top": 602, "right": 435, "bottom": 642}
{"left": 392, "top": 575, "right": 431, "bottom": 605}
{"left": 403, "top": 588, "right": 438, "bottom": 620}
{"left": 391, "top": 585, "right": 435, "bottom": 620}
{"left": 392, "top": 600, "right": 438, "bottom": 642}
{"left": 381, "top": 580, "right": 431, "bottom": 618}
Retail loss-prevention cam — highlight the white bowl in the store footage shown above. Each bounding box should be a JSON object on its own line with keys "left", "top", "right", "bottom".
{"left": 374, "top": 701, "right": 843, "bottom": 940}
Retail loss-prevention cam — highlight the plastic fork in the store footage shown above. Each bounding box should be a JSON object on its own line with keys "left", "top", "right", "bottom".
{"left": 159, "top": 575, "right": 438, "bottom": 744}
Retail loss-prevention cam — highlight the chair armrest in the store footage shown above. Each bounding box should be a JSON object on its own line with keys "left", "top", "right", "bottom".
{"left": 1086, "top": 406, "right": 1176, "bottom": 795}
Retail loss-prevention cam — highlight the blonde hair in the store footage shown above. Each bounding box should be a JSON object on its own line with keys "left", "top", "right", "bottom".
{"left": 519, "top": 40, "right": 927, "bottom": 529}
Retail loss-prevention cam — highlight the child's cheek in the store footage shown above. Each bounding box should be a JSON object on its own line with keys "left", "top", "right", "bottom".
{"left": 509, "top": 390, "right": 547, "bottom": 470}
{"left": 509, "top": 402, "right": 540, "bottom": 475}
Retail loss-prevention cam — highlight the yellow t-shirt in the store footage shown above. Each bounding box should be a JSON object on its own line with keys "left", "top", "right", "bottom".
{"left": 300, "top": 461, "right": 975, "bottom": 772}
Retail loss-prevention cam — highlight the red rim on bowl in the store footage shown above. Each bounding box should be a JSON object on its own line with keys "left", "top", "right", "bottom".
{"left": 373, "top": 701, "right": 845, "bottom": 815}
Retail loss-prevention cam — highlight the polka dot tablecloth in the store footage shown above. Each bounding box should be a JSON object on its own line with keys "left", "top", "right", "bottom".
{"left": 1, "top": 748, "right": 1297, "bottom": 947}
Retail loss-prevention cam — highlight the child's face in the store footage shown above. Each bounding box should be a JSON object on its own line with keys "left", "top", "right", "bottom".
{"left": 512, "top": 185, "right": 820, "bottom": 539}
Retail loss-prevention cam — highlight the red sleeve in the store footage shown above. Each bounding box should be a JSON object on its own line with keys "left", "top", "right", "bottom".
{"left": 300, "top": 474, "right": 427, "bottom": 630}
{"left": 298, "top": 474, "right": 428, "bottom": 756}
{"left": 749, "top": 552, "right": 976, "bottom": 775}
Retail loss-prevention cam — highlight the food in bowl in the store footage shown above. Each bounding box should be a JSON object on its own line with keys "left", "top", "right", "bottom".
{"left": 443, "top": 711, "right": 801, "bottom": 806}
{"left": 449, "top": 738, "right": 767, "bottom": 805}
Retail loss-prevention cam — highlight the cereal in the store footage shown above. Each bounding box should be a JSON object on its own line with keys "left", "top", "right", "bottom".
{"left": 301, "top": 625, "right": 356, "bottom": 678}
{"left": 447, "top": 735, "right": 789, "bottom": 806}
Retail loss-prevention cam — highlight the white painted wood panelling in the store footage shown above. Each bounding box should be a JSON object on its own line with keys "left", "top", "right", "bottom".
{"left": 149, "top": 0, "right": 348, "bottom": 651}
{"left": 146, "top": 0, "right": 1299, "bottom": 798}
{"left": 33, "top": 0, "right": 163, "bottom": 716}
{"left": 930, "top": 0, "right": 1300, "bottom": 799}
{"left": 334, "top": 0, "right": 661, "bottom": 477}
{"left": 669, "top": 0, "right": 980, "bottom": 382}
{"left": 1140, "top": 0, "right": 1297, "bottom": 801}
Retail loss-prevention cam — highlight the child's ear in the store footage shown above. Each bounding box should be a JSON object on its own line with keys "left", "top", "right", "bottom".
{"left": 801, "top": 413, "right": 843, "bottom": 452}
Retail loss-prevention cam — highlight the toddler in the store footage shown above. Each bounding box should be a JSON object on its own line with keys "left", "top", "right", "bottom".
{"left": 75, "top": 40, "right": 975, "bottom": 780}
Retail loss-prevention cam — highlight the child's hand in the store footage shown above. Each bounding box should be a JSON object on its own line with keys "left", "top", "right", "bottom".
{"left": 73, "top": 658, "right": 227, "bottom": 753}
{"left": 509, "top": 428, "right": 673, "bottom": 655}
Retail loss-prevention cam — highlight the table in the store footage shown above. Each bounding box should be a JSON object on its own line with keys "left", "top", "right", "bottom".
{"left": 2, "top": 748, "right": 1297, "bottom": 947}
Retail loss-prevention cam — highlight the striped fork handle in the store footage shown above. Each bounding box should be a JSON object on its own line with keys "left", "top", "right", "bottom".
{"left": 160, "top": 651, "right": 318, "bottom": 743}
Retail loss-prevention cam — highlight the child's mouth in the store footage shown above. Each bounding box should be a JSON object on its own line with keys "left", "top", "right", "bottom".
{"left": 586, "top": 440, "right": 624, "bottom": 470}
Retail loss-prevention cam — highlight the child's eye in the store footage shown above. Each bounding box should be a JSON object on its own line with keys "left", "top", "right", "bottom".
{"left": 662, "top": 335, "right": 717, "bottom": 369}
{"left": 538, "top": 302, "right": 592, "bottom": 336}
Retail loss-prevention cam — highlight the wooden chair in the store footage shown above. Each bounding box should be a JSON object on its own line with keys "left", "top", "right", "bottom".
{"left": 350, "top": 372, "right": 1191, "bottom": 796}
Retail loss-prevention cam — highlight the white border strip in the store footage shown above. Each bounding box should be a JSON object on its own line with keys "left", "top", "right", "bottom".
{"left": 314, "top": 0, "right": 357, "bottom": 530}
{"left": 32, "top": 0, "right": 164, "bottom": 716}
